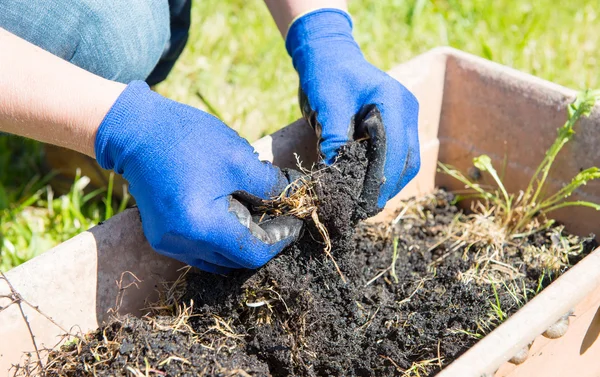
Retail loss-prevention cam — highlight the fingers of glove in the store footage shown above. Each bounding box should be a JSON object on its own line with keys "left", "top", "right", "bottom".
{"left": 149, "top": 241, "right": 236, "bottom": 273}
{"left": 353, "top": 105, "right": 387, "bottom": 216}
{"left": 155, "top": 232, "right": 246, "bottom": 269}
{"left": 150, "top": 202, "right": 295, "bottom": 272}
{"left": 259, "top": 216, "right": 304, "bottom": 245}
{"left": 304, "top": 82, "right": 357, "bottom": 165}
{"left": 228, "top": 197, "right": 303, "bottom": 246}
{"left": 187, "top": 259, "right": 234, "bottom": 275}
{"left": 318, "top": 122, "right": 353, "bottom": 165}
{"left": 214, "top": 207, "right": 301, "bottom": 269}
{"left": 230, "top": 168, "right": 304, "bottom": 216}
{"left": 242, "top": 233, "right": 298, "bottom": 269}
{"left": 223, "top": 147, "right": 285, "bottom": 200}
{"left": 377, "top": 84, "right": 421, "bottom": 207}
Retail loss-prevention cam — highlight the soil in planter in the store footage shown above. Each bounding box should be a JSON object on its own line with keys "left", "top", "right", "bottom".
{"left": 38, "top": 142, "right": 597, "bottom": 377}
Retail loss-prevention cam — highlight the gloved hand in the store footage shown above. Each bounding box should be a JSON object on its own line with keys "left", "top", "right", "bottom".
{"left": 286, "top": 8, "right": 421, "bottom": 216}
{"left": 95, "top": 81, "right": 303, "bottom": 273}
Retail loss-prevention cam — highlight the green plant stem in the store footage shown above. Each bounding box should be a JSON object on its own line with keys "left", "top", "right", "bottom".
{"left": 527, "top": 91, "right": 600, "bottom": 206}
{"left": 485, "top": 165, "right": 512, "bottom": 213}
{"left": 117, "top": 189, "right": 130, "bottom": 213}
{"left": 105, "top": 172, "right": 114, "bottom": 219}
{"left": 490, "top": 282, "right": 506, "bottom": 321}
{"left": 534, "top": 168, "right": 600, "bottom": 212}
{"left": 541, "top": 200, "right": 600, "bottom": 214}
{"left": 527, "top": 124, "right": 573, "bottom": 207}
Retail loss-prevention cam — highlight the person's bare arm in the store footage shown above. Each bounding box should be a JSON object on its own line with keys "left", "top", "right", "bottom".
{"left": 0, "top": 28, "right": 125, "bottom": 157}
{"left": 264, "top": 0, "right": 348, "bottom": 37}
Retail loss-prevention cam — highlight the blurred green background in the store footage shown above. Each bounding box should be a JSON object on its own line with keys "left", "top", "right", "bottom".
{"left": 1, "top": 0, "right": 598, "bottom": 270}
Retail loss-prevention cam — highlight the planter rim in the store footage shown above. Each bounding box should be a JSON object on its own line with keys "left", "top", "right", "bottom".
{"left": 1, "top": 46, "right": 599, "bottom": 377}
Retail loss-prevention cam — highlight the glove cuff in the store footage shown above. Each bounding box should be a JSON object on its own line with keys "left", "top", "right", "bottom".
{"left": 95, "top": 81, "right": 151, "bottom": 171}
{"left": 285, "top": 8, "right": 355, "bottom": 60}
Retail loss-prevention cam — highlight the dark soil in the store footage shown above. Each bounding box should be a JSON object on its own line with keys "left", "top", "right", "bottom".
{"left": 41, "top": 142, "right": 597, "bottom": 377}
{"left": 313, "top": 141, "right": 369, "bottom": 243}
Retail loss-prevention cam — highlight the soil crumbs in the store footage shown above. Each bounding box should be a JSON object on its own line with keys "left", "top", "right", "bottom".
{"left": 39, "top": 143, "right": 597, "bottom": 377}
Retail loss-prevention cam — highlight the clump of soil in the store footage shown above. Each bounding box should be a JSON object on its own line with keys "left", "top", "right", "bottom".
{"left": 313, "top": 141, "right": 370, "bottom": 242}
{"left": 39, "top": 142, "right": 597, "bottom": 377}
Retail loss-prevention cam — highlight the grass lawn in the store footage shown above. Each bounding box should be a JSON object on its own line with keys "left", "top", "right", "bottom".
{"left": 1, "top": 0, "right": 599, "bottom": 271}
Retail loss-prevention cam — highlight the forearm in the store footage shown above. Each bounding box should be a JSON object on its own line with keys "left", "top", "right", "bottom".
{"left": 0, "top": 28, "right": 125, "bottom": 157}
{"left": 264, "top": 0, "right": 347, "bottom": 37}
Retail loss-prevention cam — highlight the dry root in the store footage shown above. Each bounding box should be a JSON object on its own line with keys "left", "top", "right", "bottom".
{"left": 261, "top": 174, "right": 319, "bottom": 221}
{"left": 145, "top": 266, "right": 191, "bottom": 316}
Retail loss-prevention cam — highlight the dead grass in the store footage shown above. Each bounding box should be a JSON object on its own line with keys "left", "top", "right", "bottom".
{"left": 146, "top": 267, "right": 245, "bottom": 355}
{"left": 145, "top": 266, "right": 192, "bottom": 316}
{"left": 391, "top": 188, "right": 590, "bottom": 287}
{"left": 10, "top": 266, "right": 254, "bottom": 377}
{"left": 244, "top": 281, "right": 291, "bottom": 326}
{"left": 387, "top": 188, "right": 592, "bottom": 346}
{"left": 398, "top": 356, "right": 444, "bottom": 377}
{"left": 453, "top": 203, "right": 590, "bottom": 285}
{"left": 242, "top": 280, "right": 311, "bottom": 368}
{"left": 21, "top": 271, "right": 198, "bottom": 377}
{"left": 260, "top": 173, "right": 319, "bottom": 221}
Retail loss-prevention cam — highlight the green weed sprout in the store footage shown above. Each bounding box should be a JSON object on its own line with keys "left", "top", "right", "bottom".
{"left": 490, "top": 281, "right": 507, "bottom": 322}
{"left": 438, "top": 90, "right": 600, "bottom": 236}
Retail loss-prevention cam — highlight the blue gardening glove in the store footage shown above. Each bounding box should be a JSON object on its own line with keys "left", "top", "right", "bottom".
{"left": 286, "top": 9, "right": 420, "bottom": 215}
{"left": 95, "top": 81, "right": 303, "bottom": 274}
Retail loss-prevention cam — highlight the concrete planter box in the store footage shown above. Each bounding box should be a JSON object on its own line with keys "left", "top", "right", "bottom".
{"left": 2, "top": 47, "right": 600, "bottom": 376}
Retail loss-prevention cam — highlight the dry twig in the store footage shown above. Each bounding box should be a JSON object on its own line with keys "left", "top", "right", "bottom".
{"left": 1, "top": 271, "right": 76, "bottom": 375}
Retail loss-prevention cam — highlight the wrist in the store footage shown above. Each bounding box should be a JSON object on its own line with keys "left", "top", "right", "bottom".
{"left": 94, "top": 81, "right": 151, "bottom": 172}
{"left": 285, "top": 8, "right": 360, "bottom": 70}
{"left": 264, "top": 0, "right": 348, "bottom": 37}
{"left": 286, "top": 8, "right": 354, "bottom": 53}
{"left": 84, "top": 80, "right": 126, "bottom": 157}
